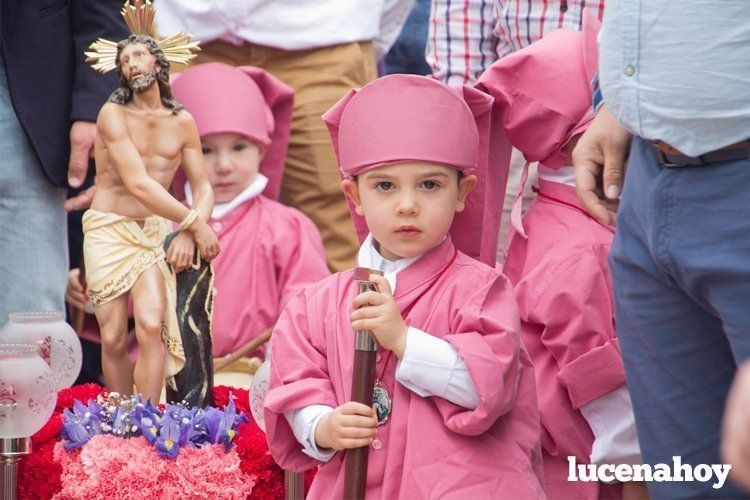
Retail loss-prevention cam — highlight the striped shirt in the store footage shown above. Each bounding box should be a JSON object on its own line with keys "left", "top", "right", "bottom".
{"left": 427, "top": 0, "right": 605, "bottom": 85}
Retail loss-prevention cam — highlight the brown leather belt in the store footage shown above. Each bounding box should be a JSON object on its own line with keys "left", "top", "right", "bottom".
{"left": 650, "top": 140, "right": 750, "bottom": 168}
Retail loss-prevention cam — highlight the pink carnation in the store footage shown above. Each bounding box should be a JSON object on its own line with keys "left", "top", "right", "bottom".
{"left": 54, "top": 435, "right": 255, "bottom": 499}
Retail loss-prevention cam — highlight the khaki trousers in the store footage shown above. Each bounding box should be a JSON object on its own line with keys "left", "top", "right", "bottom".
{"left": 193, "top": 41, "right": 378, "bottom": 272}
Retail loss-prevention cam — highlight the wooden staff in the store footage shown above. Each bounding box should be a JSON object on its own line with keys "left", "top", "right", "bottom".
{"left": 284, "top": 470, "right": 305, "bottom": 500}
{"left": 343, "top": 267, "right": 382, "bottom": 499}
{"left": 213, "top": 326, "right": 273, "bottom": 373}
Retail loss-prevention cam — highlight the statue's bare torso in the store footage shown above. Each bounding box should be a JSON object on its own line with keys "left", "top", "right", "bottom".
{"left": 91, "top": 102, "right": 189, "bottom": 218}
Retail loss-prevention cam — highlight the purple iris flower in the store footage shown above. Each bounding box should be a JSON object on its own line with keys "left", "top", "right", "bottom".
{"left": 67, "top": 399, "right": 104, "bottom": 435}
{"left": 59, "top": 393, "right": 250, "bottom": 456}
{"left": 84, "top": 400, "right": 104, "bottom": 434}
{"left": 155, "top": 417, "right": 182, "bottom": 459}
{"left": 178, "top": 422, "right": 190, "bottom": 447}
{"left": 181, "top": 411, "right": 208, "bottom": 446}
{"left": 223, "top": 397, "right": 250, "bottom": 427}
{"left": 165, "top": 403, "right": 196, "bottom": 424}
{"left": 71, "top": 400, "right": 92, "bottom": 423}
{"left": 203, "top": 407, "right": 223, "bottom": 444}
{"left": 140, "top": 416, "right": 159, "bottom": 444}
{"left": 134, "top": 398, "right": 162, "bottom": 425}
{"left": 216, "top": 398, "right": 249, "bottom": 451}
{"left": 164, "top": 403, "right": 181, "bottom": 420}
{"left": 61, "top": 409, "right": 91, "bottom": 451}
{"left": 72, "top": 400, "right": 88, "bottom": 418}
{"left": 219, "top": 425, "right": 238, "bottom": 452}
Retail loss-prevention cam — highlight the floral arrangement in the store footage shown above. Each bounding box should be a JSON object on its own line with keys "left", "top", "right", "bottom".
{"left": 60, "top": 392, "right": 248, "bottom": 458}
{"left": 18, "top": 384, "right": 315, "bottom": 500}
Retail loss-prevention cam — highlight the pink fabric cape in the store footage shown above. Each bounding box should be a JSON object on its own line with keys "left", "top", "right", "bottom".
{"left": 503, "top": 180, "right": 625, "bottom": 499}
{"left": 322, "top": 74, "right": 511, "bottom": 267}
{"left": 474, "top": 15, "right": 600, "bottom": 242}
{"left": 474, "top": 16, "right": 599, "bottom": 170}
{"left": 170, "top": 63, "right": 294, "bottom": 201}
{"left": 264, "top": 238, "right": 544, "bottom": 499}
{"left": 203, "top": 196, "right": 329, "bottom": 357}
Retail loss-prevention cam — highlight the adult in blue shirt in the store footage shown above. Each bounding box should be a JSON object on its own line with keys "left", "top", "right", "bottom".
{"left": 574, "top": 2, "right": 750, "bottom": 497}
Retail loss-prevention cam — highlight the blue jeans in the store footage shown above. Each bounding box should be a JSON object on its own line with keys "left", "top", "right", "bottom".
{"left": 611, "top": 138, "right": 750, "bottom": 497}
{"left": 0, "top": 60, "right": 67, "bottom": 325}
{"left": 384, "top": 0, "right": 432, "bottom": 76}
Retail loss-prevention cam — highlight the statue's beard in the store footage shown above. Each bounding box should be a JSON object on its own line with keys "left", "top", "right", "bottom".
{"left": 128, "top": 69, "right": 157, "bottom": 93}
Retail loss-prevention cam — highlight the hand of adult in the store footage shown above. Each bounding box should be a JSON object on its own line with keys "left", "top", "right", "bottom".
{"left": 64, "top": 268, "right": 89, "bottom": 311}
{"left": 572, "top": 105, "right": 633, "bottom": 226}
{"left": 65, "top": 121, "right": 98, "bottom": 212}
{"left": 64, "top": 185, "right": 97, "bottom": 212}
{"left": 722, "top": 361, "right": 750, "bottom": 491}
{"left": 68, "top": 121, "right": 96, "bottom": 188}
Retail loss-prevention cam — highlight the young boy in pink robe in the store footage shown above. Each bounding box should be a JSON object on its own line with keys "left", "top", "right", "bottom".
{"left": 66, "top": 63, "right": 330, "bottom": 362}
{"left": 478, "top": 18, "right": 644, "bottom": 499}
{"left": 169, "top": 63, "right": 330, "bottom": 359}
{"left": 263, "top": 74, "right": 545, "bottom": 499}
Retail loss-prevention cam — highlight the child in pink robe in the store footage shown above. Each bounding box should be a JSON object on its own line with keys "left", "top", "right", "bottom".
{"left": 169, "top": 63, "right": 331, "bottom": 359}
{"left": 263, "top": 74, "right": 545, "bottom": 499}
{"left": 67, "top": 63, "right": 330, "bottom": 361}
{"left": 478, "top": 17, "right": 643, "bottom": 499}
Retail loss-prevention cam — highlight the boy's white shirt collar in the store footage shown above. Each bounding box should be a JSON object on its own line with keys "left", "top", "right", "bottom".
{"left": 184, "top": 173, "right": 269, "bottom": 220}
{"left": 537, "top": 164, "right": 576, "bottom": 187}
{"left": 356, "top": 233, "right": 424, "bottom": 292}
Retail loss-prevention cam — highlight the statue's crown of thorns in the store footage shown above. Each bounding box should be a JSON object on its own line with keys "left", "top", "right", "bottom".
{"left": 85, "top": 0, "right": 200, "bottom": 74}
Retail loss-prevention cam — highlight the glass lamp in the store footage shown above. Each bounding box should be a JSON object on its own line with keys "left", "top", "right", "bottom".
{"left": 0, "top": 343, "right": 57, "bottom": 500}
{"left": 0, "top": 311, "right": 83, "bottom": 390}
{"left": 250, "top": 361, "right": 304, "bottom": 500}
{"left": 249, "top": 360, "right": 270, "bottom": 432}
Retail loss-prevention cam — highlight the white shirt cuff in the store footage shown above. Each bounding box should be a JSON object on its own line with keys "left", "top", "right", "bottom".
{"left": 580, "top": 385, "right": 642, "bottom": 468}
{"left": 284, "top": 405, "right": 336, "bottom": 462}
{"left": 395, "top": 327, "right": 481, "bottom": 409}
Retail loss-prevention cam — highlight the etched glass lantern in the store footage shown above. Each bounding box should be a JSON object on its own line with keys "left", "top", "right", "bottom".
{"left": 0, "top": 343, "right": 56, "bottom": 438}
{"left": 249, "top": 360, "right": 271, "bottom": 432}
{"left": 0, "top": 311, "right": 82, "bottom": 390}
{"left": 0, "top": 343, "right": 57, "bottom": 500}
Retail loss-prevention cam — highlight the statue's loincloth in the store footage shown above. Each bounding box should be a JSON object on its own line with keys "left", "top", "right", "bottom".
{"left": 82, "top": 209, "right": 185, "bottom": 382}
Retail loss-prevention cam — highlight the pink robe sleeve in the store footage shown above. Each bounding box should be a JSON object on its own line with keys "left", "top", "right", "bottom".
{"left": 431, "top": 273, "right": 524, "bottom": 436}
{"left": 518, "top": 248, "right": 627, "bottom": 409}
{"left": 273, "top": 209, "right": 330, "bottom": 310}
{"left": 263, "top": 286, "right": 339, "bottom": 471}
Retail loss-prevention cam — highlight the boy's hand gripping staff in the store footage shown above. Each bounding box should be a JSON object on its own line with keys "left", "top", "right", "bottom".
{"left": 344, "top": 267, "right": 384, "bottom": 499}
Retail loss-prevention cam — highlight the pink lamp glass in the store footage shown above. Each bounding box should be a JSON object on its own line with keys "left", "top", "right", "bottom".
{"left": 0, "top": 343, "right": 57, "bottom": 500}
{"left": 0, "top": 311, "right": 83, "bottom": 390}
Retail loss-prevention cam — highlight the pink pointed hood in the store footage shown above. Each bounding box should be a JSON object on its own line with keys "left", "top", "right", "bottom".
{"left": 323, "top": 74, "right": 509, "bottom": 266}
{"left": 171, "top": 62, "right": 294, "bottom": 200}
{"left": 475, "top": 14, "right": 601, "bottom": 170}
